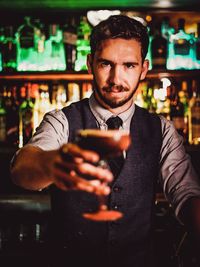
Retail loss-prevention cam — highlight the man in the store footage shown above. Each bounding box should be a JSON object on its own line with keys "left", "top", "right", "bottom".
{"left": 11, "top": 15, "right": 200, "bottom": 267}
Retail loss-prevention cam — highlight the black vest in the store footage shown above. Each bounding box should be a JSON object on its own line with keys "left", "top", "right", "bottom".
{"left": 49, "top": 98, "right": 162, "bottom": 267}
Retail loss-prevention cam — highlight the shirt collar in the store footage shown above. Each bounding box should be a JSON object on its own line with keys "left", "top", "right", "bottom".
{"left": 89, "top": 93, "right": 135, "bottom": 127}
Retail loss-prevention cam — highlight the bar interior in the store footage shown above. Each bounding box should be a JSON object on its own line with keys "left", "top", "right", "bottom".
{"left": 0, "top": 0, "right": 200, "bottom": 266}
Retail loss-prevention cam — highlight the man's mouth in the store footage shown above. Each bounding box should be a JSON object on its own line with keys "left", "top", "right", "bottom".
{"left": 103, "top": 86, "right": 128, "bottom": 93}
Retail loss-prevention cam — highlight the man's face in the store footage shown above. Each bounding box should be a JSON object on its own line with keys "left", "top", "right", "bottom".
{"left": 87, "top": 38, "right": 149, "bottom": 109}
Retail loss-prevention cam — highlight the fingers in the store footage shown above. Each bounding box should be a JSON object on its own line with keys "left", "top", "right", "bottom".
{"left": 55, "top": 160, "right": 113, "bottom": 183}
{"left": 53, "top": 143, "right": 113, "bottom": 194}
{"left": 60, "top": 143, "right": 99, "bottom": 164}
{"left": 53, "top": 167, "right": 111, "bottom": 195}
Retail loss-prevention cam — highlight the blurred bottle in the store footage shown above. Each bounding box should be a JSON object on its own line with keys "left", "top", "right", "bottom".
{"left": 167, "top": 18, "right": 195, "bottom": 70}
{"left": 194, "top": 22, "right": 200, "bottom": 69}
{"left": 170, "top": 85, "right": 186, "bottom": 140}
{"left": 63, "top": 17, "right": 77, "bottom": 71}
{"left": 33, "top": 83, "right": 51, "bottom": 131}
{"left": 75, "top": 16, "right": 91, "bottom": 71}
{"left": 48, "top": 24, "right": 66, "bottom": 71}
{"left": 0, "top": 27, "right": 4, "bottom": 71}
{"left": 66, "top": 83, "right": 80, "bottom": 105}
{"left": 146, "top": 26, "right": 152, "bottom": 70}
{"left": 154, "top": 81, "right": 170, "bottom": 119}
{"left": 146, "top": 83, "right": 157, "bottom": 113}
{"left": 178, "top": 80, "right": 189, "bottom": 120}
{"left": 188, "top": 84, "right": 200, "bottom": 145}
{"left": 4, "top": 86, "right": 19, "bottom": 147}
{"left": 56, "top": 84, "right": 67, "bottom": 109}
{"left": 16, "top": 16, "right": 36, "bottom": 71}
{"left": 33, "top": 18, "right": 46, "bottom": 71}
{"left": 0, "top": 89, "right": 6, "bottom": 143}
{"left": 151, "top": 22, "right": 167, "bottom": 69}
{"left": 161, "top": 17, "right": 175, "bottom": 40}
{"left": 19, "top": 83, "right": 34, "bottom": 147}
{"left": 82, "top": 82, "right": 93, "bottom": 99}
{"left": 1, "top": 26, "right": 17, "bottom": 72}
{"left": 134, "top": 82, "right": 146, "bottom": 108}
{"left": 33, "top": 19, "right": 45, "bottom": 54}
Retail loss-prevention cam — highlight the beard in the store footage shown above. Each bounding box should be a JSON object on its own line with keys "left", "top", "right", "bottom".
{"left": 93, "top": 76, "right": 139, "bottom": 109}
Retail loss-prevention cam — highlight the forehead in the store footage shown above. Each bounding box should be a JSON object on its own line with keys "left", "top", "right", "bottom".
{"left": 94, "top": 38, "right": 142, "bottom": 61}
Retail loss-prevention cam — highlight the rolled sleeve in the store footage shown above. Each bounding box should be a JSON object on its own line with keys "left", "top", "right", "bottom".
{"left": 159, "top": 116, "right": 200, "bottom": 221}
{"left": 28, "top": 109, "right": 69, "bottom": 151}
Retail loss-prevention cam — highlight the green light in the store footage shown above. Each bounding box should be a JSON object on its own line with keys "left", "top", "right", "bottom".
{"left": 0, "top": 54, "right": 2, "bottom": 71}
{"left": 167, "top": 29, "right": 196, "bottom": 70}
{"left": 16, "top": 28, "right": 66, "bottom": 71}
{"left": 75, "top": 39, "right": 90, "bottom": 71}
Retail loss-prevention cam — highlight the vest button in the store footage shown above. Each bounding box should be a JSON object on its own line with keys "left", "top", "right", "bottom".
{"left": 113, "top": 186, "right": 122, "bottom": 193}
{"left": 112, "top": 203, "right": 119, "bottom": 210}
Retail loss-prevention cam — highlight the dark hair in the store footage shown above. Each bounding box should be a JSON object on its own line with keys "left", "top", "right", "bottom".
{"left": 90, "top": 15, "right": 149, "bottom": 62}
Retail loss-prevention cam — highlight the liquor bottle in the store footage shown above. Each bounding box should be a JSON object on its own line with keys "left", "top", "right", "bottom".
{"left": 188, "top": 86, "right": 200, "bottom": 145}
{"left": 38, "top": 84, "right": 51, "bottom": 125}
{"left": 16, "top": 16, "right": 35, "bottom": 71}
{"left": 146, "top": 26, "right": 152, "bottom": 70}
{"left": 33, "top": 19, "right": 45, "bottom": 54}
{"left": 75, "top": 16, "right": 91, "bottom": 71}
{"left": 5, "top": 86, "right": 19, "bottom": 147}
{"left": 19, "top": 83, "right": 34, "bottom": 147}
{"left": 63, "top": 17, "right": 77, "bottom": 70}
{"left": 33, "top": 18, "right": 46, "bottom": 71}
{"left": 170, "top": 87, "right": 185, "bottom": 140}
{"left": 0, "top": 27, "right": 4, "bottom": 71}
{"left": 151, "top": 22, "right": 167, "bottom": 69}
{"left": 48, "top": 24, "right": 66, "bottom": 71}
{"left": 154, "top": 81, "right": 170, "bottom": 119}
{"left": 0, "top": 89, "right": 6, "bottom": 143}
{"left": 1, "top": 26, "right": 17, "bottom": 72}
{"left": 161, "top": 17, "right": 175, "bottom": 40}
{"left": 195, "top": 22, "right": 200, "bottom": 69}
{"left": 66, "top": 83, "right": 80, "bottom": 106}
{"left": 134, "top": 82, "right": 146, "bottom": 108}
{"left": 167, "top": 18, "right": 195, "bottom": 70}
{"left": 146, "top": 83, "right": 157, "bottom": 113}
{"left": 82, "top": 82, "right": 93, "bottom": 99}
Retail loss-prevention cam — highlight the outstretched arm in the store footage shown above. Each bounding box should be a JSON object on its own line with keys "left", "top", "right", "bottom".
{"left": 11, "top": 143, "right": 113, "bottom": 195}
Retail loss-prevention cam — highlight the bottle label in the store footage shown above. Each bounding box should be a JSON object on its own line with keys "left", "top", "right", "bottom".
{"left": 0, "top": 115, "right": 6, "bottom": 142}
{"left": 174, "top": 39, "right": 190, "bottom": 55}
{"left": 63, "top": 32, "right": 77, "bottom": 45}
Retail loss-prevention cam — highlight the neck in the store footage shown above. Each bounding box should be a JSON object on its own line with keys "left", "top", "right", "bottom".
{"left": 94, "top": 92, "right": 133, "bottom": 115}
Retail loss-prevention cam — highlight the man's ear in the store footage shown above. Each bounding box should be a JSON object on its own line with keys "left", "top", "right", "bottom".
{"left": 140, "top": 59, "right": 149, "bottom": 81}
{"left": 87, "top": 54, "right": 93, "bottom": 74}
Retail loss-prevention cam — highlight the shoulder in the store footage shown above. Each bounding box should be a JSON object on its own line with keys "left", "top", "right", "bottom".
{"left": 158, "top": 115, "right": 177, "bottom": 136}
{"left": 62, "top": 98, "right": 90, "bottom": 115}
{"left": 44, "top": 109, "right": 68, "bottom": 124}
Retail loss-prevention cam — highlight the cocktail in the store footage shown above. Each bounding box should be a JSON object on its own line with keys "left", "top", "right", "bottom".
{"left": 76, "top": 129, "right": 131, "bottom": 221}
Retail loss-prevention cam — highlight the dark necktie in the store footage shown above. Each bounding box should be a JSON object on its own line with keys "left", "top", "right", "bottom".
{"left": 106, "top": 116, "right": 124, "bottom": 178}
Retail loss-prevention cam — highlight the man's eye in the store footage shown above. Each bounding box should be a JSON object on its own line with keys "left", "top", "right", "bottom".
{"left": 125, "top": 63, "right": 134, "bottom": 69}
{"left": 101, "top": 62, "right": 111, "bottom": 67}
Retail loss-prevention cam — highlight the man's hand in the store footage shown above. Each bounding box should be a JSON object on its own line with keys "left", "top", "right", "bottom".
{"left": 52, "top": 143, "right": 113, "bottom": 195}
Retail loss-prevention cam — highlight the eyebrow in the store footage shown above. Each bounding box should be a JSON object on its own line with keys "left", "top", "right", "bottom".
{"left": 96, "top": 58, "right": 139, "bottom": 65}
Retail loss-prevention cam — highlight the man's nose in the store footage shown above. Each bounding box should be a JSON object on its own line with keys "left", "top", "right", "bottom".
{"left": 108, "top": 66, "right": 122, "bottom": 85}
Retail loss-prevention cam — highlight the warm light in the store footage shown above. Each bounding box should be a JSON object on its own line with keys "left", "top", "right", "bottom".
{"left": 87, "top": 10, "right": 121, "bottom": 26}
{"left": 161, "top": 78, "right": 171, "bottom": 89}
{"left": 146, "top": 15, "right": 152, "bottom": 23}
{"left": 159, "top": 0, "right": 173, "bottom": 8}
